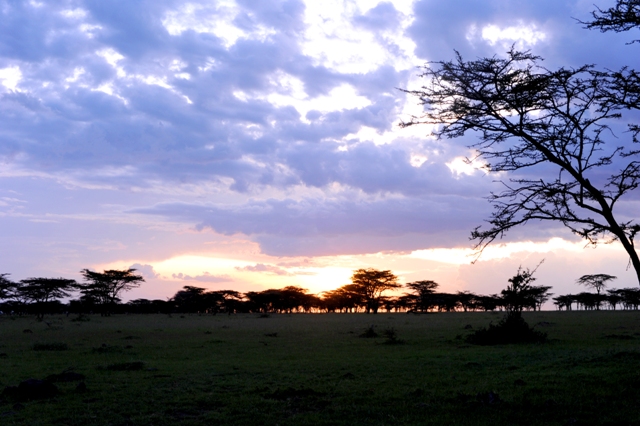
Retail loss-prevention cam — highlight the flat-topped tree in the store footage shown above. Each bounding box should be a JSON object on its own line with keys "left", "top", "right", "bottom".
{"left": 79, "top": 268, "right": 144, "bottom": 316}
{"left": 405, "top": 280, "right": 439, "bottom": 312}
{"left": 18, "top": 277, "right": 77, "bottom": 319}
{"left": 351, "top": 268, "right": 401, "bottom": 314}
{"left": 577, "top": 274, "right": 617, "bottom": 296}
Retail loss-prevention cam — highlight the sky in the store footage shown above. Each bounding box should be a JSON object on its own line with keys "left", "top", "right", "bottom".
{"left": 0, "top": 0, "right": 638, "bottom": 304}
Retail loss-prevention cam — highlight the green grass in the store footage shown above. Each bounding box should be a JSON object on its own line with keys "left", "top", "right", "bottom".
{"left": 1, "top": 311, "right": 640, "bottom": 425}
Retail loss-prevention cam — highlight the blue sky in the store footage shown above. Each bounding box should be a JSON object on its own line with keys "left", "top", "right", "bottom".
{"left": 0, "top": 0, "right": 637, "bottom": 301}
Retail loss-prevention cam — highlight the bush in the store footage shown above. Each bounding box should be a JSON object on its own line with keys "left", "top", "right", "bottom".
{"left": 32, "top": 342, "right": 68, "bottom": 351}
{"left": 104, "top": 361, "right": 145, "bottom": 371}
{"left": 359, "top": 325, "right": 378, "bottom": 338}
{"left": 382, "top": 327, "right": 404, "bottom": 345}
{"left": 466, "top": 313, "right": 546, "bottom": 345}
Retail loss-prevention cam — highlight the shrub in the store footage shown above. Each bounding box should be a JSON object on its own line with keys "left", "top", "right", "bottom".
{"left": 381, "top": 327, "right": 404, "bottom": 345}
{"left": 359, "top": 325, "right": 378, "bottom": 338}
{"left": 104, "top": 361, "right": 145, "bottom": 371}
{"left": 33, "top": 342, "right": 68, "bottom": 351}
{"left": 466, "top": 313, "right": 546, "bottom": 345}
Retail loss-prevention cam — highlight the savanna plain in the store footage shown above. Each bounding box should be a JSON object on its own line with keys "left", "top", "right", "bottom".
{"left": 1, "top": 311, "right": 640, "bottom": 426}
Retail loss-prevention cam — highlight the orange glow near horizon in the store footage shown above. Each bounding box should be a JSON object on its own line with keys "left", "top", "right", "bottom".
{"left": 100, "top": 236, "right": 634, "bottom": 304}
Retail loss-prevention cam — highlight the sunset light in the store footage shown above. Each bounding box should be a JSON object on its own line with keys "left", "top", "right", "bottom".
{"left": 1, "top": 0, "right": 638, "bottom": 305}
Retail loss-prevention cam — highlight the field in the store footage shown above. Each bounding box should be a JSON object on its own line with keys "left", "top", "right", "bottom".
{"left": 1, "top": 311, "right": 640, "bottom": 425}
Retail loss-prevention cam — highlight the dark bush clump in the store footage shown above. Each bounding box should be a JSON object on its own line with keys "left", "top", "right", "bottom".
{"left": 92, "top": 344, "right": 122, "bottom": 354}
{"left": 359, "top": 325, "right": 378, "bottom": 338}
{"left": 104, "top": 361, "right": 145, "bottom": 371}
{"left": 2, "top": 379, "right": 59, "bottom": 401}
{"left": 382, "top": 328, "right": 404, "bottom": 345}
{"left": 33, "top": 342, "right": 68, "bottom": 351}
{"left": 466, "top": 314, "right": 546, "bottom": 345}
{"left": 45, "top": 371, "right": 85, "bottom": 383}
{"left": 70, "top": 314, "right": 90, "bottom": 322}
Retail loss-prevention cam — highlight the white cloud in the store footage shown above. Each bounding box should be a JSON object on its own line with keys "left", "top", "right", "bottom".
{"left": 410, "top": 237, "right": 590, "bottom": 265}
{"left": 0, "top": 66, "right": 22, "bottom": 91}
{"left": 171, "top": 271, "right": 233, "bottom": 282}
{"left": 60, "top": 8, "right": 88, "bottom": 19}
{"left": 235, "top": 263, "right": 293, "bottom": 276}
{"left": 162, "top": 2, "right": 276, "bottom": 48}
{"left": 302, "top": 0, "right": 418, "bottom": 73}
{"left": 235, "top": 73, "right": 372, "bottom": 118}
{"left": 467, "top": 22, "right": 548, "bottom": 50}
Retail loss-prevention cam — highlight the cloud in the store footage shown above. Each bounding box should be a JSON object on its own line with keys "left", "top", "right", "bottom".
{"left": 133, "top": 194, "right": 496, "bottom": 256}
{"left": 129, "top": 263, "right": 159, "bottom": 279}
{"left": 1, "top": 0, "right": 637, "bottom": 290}
{"left": 235, "top": 263, "right": 293, "bottom": 276}
{"left": 171, "top": 271, "right": 233, "bottom": 282}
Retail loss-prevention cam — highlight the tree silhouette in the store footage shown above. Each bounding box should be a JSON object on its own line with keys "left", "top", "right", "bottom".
{"left": 577, "top": 274, "right": 617, "bottom": 295}
{"left": 18, "top": 278, "right": 77, "bottom": 319}
{"left": 78, "top": 269, "right": 144, "bottom": 316}
{"left": 404, "top": 280, "right": 439, "bottom": 312}
{"left": 501, "top": 265, "right": 540, "bottom": 316}
{"left": 350, "top": 268, "right": 401, "bottom": 314}
{"left": 171, "top": 286, "right": 208, "bottom": 313}
{"left": 401, "top": 11, "right": 640, "bottom": 284}
{"left": 467, "top": 264, "right": 547, "bottom": 345}
{"left": 0, "top": 273, "right": 14, "bottom": 301}
{"left": 577, "top": 274, "right": 617, "bottom": 309}
{"left": 321, "top": 284, "right": 365, "bottom": 312}
{"left": 580, "top": 0, "right": 640, "bottom": 43}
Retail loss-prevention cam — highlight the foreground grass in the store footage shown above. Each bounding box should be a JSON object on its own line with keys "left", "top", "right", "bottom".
{"left": 1, "top": 311, "right": 639, "bottom": 425}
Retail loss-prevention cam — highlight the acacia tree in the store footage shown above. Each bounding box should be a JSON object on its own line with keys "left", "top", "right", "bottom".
{"left": 580, "top": 0, "right": 640, "bottom": 43}
{"left": 19, "top": 277, "right": 77, "bottom": 319}
{"left": 577, "top": 273, "right": 618, "bottom": 294}
{"left": 0, "top": 273, "right": 14, "bottom": 301}
{"left": 350, "top": 268, "right": 401, "bottom": 314}
{"left": 79, "top": 268, "right": 144, "bottom": 316}
{"left": 402, "top": 21, "right": 640, "bottom": 283}
{"left": 405, "top": 280, "right": 439, "bottom": 312}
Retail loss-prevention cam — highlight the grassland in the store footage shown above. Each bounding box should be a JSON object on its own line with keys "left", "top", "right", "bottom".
{"left": 1, "top": 311, "right": 640, "bottom": 425}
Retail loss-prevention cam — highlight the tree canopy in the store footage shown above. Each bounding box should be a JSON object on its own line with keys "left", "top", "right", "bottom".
{"left": 78, "top": 269, "right": 144, "bottom": 315}
{"left": 577, "top": 273, "right": 617, "bottom": 295}
{"left": 350, "top": 268, "right": 401, "bottom": 314}
{"left": 401, "top": 6, "right": 640, "bottom": 284}
{"left": 580, "top": 0, "right": 640, "bottom": 43}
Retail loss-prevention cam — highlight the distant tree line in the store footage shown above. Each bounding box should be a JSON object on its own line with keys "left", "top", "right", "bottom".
{"left": 0, "top": 269, "right": 144, "bottom": 318}
{"left": 0, "top": 267, "right": 557, "bottom": 317}
{"left": 553, "top": 289, "right": 640, "bottom": 310}
{"left": 553, "top": 274, "right": 640, "bottom": 310}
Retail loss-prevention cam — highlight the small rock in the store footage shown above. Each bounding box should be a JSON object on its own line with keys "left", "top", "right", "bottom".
{"left": 22, "top": 329, "right": 32, "bottom": 334}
